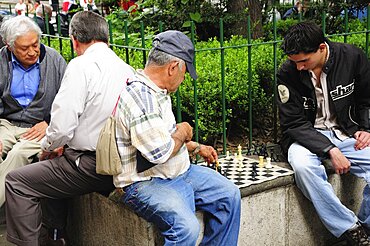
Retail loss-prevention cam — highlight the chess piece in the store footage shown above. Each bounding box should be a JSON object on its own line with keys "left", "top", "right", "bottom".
{"left": 252, "top": 162, "right": 257, "bottom": 172}
{"left": 253, "top": 144, "right": 259, "bottom": 155}
{"left": 246, "top": 146, "right": 252, "bottom": 155}
{"left": 238, "top": 159, "right": 244, "bottom": 171}
{"left": 237, "top": 144, "right": 242, "bottom": 160}
{"left": 251, "top": 169, "right": 257, "bottom": 180}
{"left": 226, "top": 150, "right": 230, "bottom": 159}
{"left": 265, "top": 157, "right": 272, "bottom": 169}
{"left": 234, "top": 153, "right": 238, "bottom": 162}
{"left": 258, "top": 156, "right": 264, "bottom": 168}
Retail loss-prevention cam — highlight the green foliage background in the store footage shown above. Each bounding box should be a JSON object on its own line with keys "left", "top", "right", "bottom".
{"left": 44, "top": 16, "right": 369, "bottom": 145}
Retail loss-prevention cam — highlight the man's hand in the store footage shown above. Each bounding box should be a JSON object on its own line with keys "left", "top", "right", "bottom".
{"left": 176, "top": 122, "right": 193, "bottom": 142}
{"left": 39, "top": 146, "right": 64, "bottom": 161}
{"left": 353, "top": 131, "right": 370, "bottom": 150}
{"left": 22, "top": 121, "right": 48, "bottom": 141}
{"left": 328, "top": 147, "right": 351, "bottom": 175}
{"left": 198, "top": 145, "right": 218, "bottom": 164}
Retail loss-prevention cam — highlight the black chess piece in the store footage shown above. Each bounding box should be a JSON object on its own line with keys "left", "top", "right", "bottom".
{"left": 246, "top": 145, "right": 252, "bottom": 155}
{"left": 258, "top": 143, "right": 268, "bottom": 158}
{"left": 251, "top": 170, "right": 258, "bottom": 181}
{"left": 252, "top": 144, "right": 259, "bottom": 155}
{"left": 252, "top": 162, "right": 257, "bottom": 171}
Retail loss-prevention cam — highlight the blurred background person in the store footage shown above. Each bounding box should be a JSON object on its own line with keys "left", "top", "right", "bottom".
{"left": 35, "top": 4, "right": 55, "bottom": 35}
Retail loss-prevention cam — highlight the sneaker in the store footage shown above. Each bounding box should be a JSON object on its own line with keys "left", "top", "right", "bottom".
{"left": 343, "top": 222, "right": 370, "bottom": 246}
{"left": 39, "top": 226, "right": 68, "bottom": 246}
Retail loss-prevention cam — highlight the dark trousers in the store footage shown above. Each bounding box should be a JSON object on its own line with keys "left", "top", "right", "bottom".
{"left": 5, "top": 147, "right": 115, "bottom": 246}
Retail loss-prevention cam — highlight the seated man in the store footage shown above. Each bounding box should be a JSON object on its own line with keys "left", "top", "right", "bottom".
{"left": 5, "top": 11, "right": 134, "bottom": 245}
{"left": 112, "top": 30, "right": 241, "bottom": 245}
{"left": 0, "top": 16, "right": 66, "bottom": 207}
{"left": 277, "top": 22, "right": 370, "bottom": 245}
{"left": 35, "top": 4, "right": 55, "bottom": 35}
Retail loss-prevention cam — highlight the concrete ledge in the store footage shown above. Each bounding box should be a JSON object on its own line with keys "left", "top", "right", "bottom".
{"left": 67, "top": 159, "right": 366, "bottom": 246}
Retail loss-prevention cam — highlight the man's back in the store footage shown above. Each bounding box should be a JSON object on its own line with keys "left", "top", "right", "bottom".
{"left": 45, "top": 42, "right": 135, "bottom": 151}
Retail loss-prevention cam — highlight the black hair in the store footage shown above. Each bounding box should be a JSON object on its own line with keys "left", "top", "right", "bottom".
{"left": 281, "top": 21, "right": 326, "bottom": 55}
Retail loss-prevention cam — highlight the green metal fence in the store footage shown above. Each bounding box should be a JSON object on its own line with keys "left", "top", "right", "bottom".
{"left": 1, "top": 3, "right": 369, "bottom": 154}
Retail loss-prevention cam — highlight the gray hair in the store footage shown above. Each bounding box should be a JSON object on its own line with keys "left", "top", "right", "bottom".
{"left": 69, "top": 11, "right": 109, "bottom": 44}
{"left": 146, "top": 46, "right": 185, "bottom": 70}
{"left": 0, "top": 16, "right": 41, "bottom": 49}
{"left": 36, "top": 4, "right": 52, "bottom": 19}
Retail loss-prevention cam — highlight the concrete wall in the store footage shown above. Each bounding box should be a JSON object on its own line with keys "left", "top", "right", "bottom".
{"left": 67, "top": 172, "right": 366, "bottom": 246}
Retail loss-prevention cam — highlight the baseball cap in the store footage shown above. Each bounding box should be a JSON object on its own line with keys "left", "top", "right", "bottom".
{"left": 152, "top": 30, "right": 198, "bottom": 80}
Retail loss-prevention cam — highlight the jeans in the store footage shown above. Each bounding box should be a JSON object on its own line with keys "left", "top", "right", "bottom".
{"left": 288, "top": 130, "right": 370, "bottom": 237}
{"left": 121, "top": 164, "right": 241, "bottom": 246}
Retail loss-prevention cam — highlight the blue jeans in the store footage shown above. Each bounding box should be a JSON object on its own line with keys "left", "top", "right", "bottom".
{"left": 288, "top": 130, "right": 370, "bottom": 237}
{"left": 121, "top": 164, "right": 241, "bottom": 245}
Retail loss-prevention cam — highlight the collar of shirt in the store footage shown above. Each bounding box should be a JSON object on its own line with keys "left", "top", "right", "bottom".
{"left": 11, "top": 53, "right": 39, "bottom": 71}
{"left": 134, "top": 69, "right": 168, "bottom": 95}
{"left": 83, "top": 42, "right": 109, "bottom": 56}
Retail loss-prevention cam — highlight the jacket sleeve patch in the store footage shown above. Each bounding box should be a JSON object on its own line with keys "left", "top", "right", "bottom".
{"left": 278, "top": 85, "right": 290, "bottom": 103}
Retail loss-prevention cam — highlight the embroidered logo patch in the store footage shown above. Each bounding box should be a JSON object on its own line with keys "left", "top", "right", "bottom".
{"left": 330, "top": 82, "right": 354, "bottom": 101}
{"left": 278, "top": 85, "right": 289, "bottom": 103}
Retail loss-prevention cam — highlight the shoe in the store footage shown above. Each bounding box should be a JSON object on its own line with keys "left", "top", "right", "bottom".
{"left": 40, "top": 236, "right": 67, "bottom": 246}
{"left": 343, "top": 222, "right": 370, "bottom": 246}
{"left": 39, "top": 226, "right": 68, "bottom": 246}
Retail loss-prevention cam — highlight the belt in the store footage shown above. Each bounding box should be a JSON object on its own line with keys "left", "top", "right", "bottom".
{"left": 9, "top": 121, "right": 33, "bottom": 128}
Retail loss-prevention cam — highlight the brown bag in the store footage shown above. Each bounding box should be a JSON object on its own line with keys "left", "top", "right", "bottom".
{"left": 96, "top": 96, "right": 122, "bottom": 175}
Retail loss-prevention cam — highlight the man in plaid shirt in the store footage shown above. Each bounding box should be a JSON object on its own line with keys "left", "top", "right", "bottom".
{"left": 113, "top": 30, "right": 241, "bottom": 245}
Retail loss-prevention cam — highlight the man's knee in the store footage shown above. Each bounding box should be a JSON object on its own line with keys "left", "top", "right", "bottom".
{"left": 172, "top": 214, "right": 200, "bottom": 242}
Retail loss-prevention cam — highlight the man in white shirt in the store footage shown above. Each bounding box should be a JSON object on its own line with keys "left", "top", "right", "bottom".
{"left": 4, "top": 11, "right": 134, "bottom": 246}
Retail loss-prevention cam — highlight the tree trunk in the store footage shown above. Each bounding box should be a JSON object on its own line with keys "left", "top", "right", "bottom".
{"left": 246, "top": 0, "right": 263, "bottom": 39}
{"left": 226, "top": 0, "right": 264, "bottom": 39}
{"left": 226, "top": 0, "right": 248, "bottom": 37}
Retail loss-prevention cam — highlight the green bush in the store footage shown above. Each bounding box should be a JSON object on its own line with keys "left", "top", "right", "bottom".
{"left": 42, "top": 18, "right": 368, "bottom": 145}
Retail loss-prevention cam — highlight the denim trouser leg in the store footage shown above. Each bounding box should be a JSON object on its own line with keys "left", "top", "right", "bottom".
{"left": 288, "top": 130, "right": 370, "bottom": 238}
{"left": 122, "top": 164, "right": 241, "bottom": 246}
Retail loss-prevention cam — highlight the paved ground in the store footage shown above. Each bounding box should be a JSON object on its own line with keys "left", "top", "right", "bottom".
{"left": 0, "top": 224, "right": 12, "bottom": 246}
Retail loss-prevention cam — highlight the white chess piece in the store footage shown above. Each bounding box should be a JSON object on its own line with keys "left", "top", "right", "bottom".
{"left": 265, "top": 157, "right": 272, "bottom": 169}
{"left": 237, "top": 145, "right": 242, "bottom": 160}
{"left": 226, "top": 150, "right": 230, "bottom": 159}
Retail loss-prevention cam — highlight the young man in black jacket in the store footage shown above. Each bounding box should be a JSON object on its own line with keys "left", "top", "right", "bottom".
{"left": 277, "top": 22, "right": 370, "bottom": 245}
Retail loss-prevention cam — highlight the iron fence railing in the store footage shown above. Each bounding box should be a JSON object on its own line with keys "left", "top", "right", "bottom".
{"left": 1, "top": 3, "right": 369, "bottom": 154}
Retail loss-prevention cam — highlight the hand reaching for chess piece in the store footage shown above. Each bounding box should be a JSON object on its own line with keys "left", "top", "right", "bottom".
{"left": 198, "top": 145, "right": 218, "bottom": 164}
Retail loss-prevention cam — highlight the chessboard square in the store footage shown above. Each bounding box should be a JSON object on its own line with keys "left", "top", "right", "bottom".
{"left": 262, "top": 173, "right": 274, "bottom": 177}
{"left": 276, "top": 170, "right": 289, "bottom": 174}
{"left": 234, "top": 177, "right": 246, "bottom": 181}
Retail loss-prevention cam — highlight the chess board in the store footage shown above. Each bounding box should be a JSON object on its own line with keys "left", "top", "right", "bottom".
{"left": 200, "top": 156, "right": 294, "bottom": 188}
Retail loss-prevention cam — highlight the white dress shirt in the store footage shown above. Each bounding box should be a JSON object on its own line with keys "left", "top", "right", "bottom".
{"left": 41, "top": 42, "right": 135, "bottom": 151}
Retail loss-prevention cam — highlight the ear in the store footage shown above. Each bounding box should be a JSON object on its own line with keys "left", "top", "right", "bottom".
{"left": 71, "top": 36, "right": 78, "bottom": 51}
{"left": 318, "top": 43, "right": 326, "bottom": 52}
{"left": 167, "top": 61, "right": 179, "bottom": 77}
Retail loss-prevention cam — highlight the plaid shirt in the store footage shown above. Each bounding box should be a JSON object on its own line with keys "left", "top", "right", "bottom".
{"left": 113, "top": 70, "right": 190, "bottom": 188}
